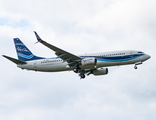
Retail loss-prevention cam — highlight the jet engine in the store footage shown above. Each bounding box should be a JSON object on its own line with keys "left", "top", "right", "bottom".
{"left": 93, "top": 68, "right": 108, "bottom": 75}
{"left": 81, "top": 57, "right": 97, "bottom": 67}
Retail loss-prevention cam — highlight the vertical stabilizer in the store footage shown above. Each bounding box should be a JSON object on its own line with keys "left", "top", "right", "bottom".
{"left": 14, "top": 38, "right": 44, "bottom": 61}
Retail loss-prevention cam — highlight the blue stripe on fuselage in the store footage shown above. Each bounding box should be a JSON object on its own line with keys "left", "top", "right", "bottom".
{"left": 80, "top": 54, "right": 144, "bottom": 62}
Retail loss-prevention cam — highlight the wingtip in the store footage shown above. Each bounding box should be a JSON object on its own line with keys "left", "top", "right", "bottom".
{"left": 34, "top": 31, "right": 37, "bottom": 34}
{"left": 2, "top": 55, "right": 6, "bottom": 57}
{"left": 34, "top": 31, "right": 42, "bottom": 42}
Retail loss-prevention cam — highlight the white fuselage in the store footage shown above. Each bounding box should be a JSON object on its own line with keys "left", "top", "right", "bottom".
{"left": 17, "top": 50, "right": 150, "bottom": 72}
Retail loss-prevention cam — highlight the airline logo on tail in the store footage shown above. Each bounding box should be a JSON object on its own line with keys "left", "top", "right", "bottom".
{"left": 16, "top": 47, "right": 29, "bottom": 52}
{"left": 13, "top": 38, "right": 45, "bottom": 61}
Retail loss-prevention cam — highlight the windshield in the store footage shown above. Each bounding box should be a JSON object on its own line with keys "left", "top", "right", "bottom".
{"left": 138, "top": 51, "right": 143, "bottom": 54}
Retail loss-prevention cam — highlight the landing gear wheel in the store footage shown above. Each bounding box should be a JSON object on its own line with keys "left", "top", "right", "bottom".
{"left": 73, "top": 68, "right": 78, "bottom": 73}
{"left": 80, "top": 74, "right": 85, "bottom": 79}
{"left": 73, "top": 64, "right": 81, "bottom": 73}
{"left": 134, "top": 65, "right": 137, "bottom": 69}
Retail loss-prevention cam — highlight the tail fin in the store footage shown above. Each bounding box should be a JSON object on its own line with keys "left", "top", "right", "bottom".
{"left": 14, "top": 38, "right": 44, "bottom": 61}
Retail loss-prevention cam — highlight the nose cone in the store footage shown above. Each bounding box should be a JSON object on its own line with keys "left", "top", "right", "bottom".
{"left": 145, "top": 54, "right": 151, "bottom": 60}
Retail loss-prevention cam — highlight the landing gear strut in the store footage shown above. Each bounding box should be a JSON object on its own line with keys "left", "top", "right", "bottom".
{"left": 73, "top": 64, "right": 81, "bottom": 73}
{"left": 134, "top": 61, "right": 142, "bottom": 69}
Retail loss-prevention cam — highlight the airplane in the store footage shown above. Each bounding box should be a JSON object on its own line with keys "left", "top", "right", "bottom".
{"left": 3, "top": 31, "right": 151, "bottom": 79}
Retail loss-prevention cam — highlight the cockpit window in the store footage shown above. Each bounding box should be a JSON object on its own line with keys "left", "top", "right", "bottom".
{"left": 138, "top": 51, "right": 143, "bottom": 54}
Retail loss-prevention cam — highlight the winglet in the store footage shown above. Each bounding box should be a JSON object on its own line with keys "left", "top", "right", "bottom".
{"left": 34, "top": 31, "right": 43, "bottom": 44}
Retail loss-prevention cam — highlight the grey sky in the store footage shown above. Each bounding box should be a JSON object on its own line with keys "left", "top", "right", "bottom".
{"left": 0, "top": 0, "right": 156, "bottom": 120}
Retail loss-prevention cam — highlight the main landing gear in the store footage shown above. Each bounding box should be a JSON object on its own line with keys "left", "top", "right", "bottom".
{"left": 73, "top": 68, "right": 79, "bottom": 73}
{"left": 73, "top": 64, "right": 81, "bottom": 73}
{"left": 80, "top": 74, "right": 85, "bottom": 79}
{"left": 73, "top": 65, "right": 85, "bottom": 79}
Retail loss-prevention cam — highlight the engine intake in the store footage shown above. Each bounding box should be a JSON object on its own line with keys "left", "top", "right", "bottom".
{"left": 93, "top": 68, "right": 108, "bottom": 75}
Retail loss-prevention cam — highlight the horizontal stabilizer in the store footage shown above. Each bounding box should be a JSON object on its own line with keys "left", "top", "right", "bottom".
{"left": 2, "top": 55, "right": 26, "bottom": 64}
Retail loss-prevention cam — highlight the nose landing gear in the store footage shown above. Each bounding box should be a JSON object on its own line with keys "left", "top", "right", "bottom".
{"left": 134, "top": 61, "right": 142, "bottom": 69}
{"left": 134, "top": 65, "right": 137, "bottom": 69}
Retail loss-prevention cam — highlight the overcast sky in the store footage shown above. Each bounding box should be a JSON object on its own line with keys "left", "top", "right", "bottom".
{"left": 0, "top": 0, "right": 156, "bottom": 120}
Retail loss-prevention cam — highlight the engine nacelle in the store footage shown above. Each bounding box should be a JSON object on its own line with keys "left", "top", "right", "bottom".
{"left": 81, "top": 57, "right": 97, "bottom": 67}
{"left": 93, "top": 68, "right": 108, "bottom": 76}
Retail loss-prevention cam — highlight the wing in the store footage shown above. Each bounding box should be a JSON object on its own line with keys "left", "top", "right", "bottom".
{"left": 34, "top": 31, "right": 81, "bottom": 67}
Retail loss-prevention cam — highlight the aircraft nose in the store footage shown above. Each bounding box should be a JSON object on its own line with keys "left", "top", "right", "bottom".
{"left": 146, "top": 54, "right": 151, "bottom": 60}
